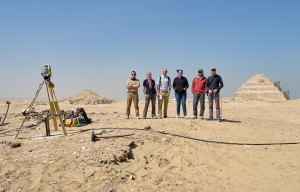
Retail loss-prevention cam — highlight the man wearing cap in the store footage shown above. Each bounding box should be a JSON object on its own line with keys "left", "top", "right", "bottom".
{"left": 191, "top": 68, "right": 207, "bottom": 119}
{"left": 205, "top": 66, "right": 224, "bottom": 122}
{"left": 173, "top": 69, "right": 189, "bottom": 118}
{"left": 157, "top": 68, "right": 172, "bottom": 119}
{"left": 126, "top": 71, "right": 140, "bottom": 119}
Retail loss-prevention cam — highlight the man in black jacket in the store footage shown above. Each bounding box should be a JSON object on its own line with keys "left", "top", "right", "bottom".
{"left": 205, "top": 66, "right": 224, "bottom": 122}
{"left": 173, "top": 69, "right": 189, "bottom": 118}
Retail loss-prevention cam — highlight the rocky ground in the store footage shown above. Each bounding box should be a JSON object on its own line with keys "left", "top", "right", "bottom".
{"left": 0, "top": 99, "right": 300, "bottom": 191}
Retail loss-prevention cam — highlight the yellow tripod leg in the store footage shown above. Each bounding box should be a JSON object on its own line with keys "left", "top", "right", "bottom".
{"left": 46, "top": 83, "right": 58, "bottom": 130}
{"left": 47, "top": 82, "right": 67, "bottom": 136}
{"left": 51, "top": 90, "right": 67, "bottom": 136}
{"left": 15, "top": 81, "right": 45, "bottom": 139}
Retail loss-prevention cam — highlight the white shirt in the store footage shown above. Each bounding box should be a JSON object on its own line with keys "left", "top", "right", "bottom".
{"left": 157, "top": 75, "right": 171, "bottom": 92}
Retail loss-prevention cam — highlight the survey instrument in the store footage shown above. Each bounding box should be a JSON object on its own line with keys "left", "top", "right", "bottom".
{"left": 15, "top": 65, "right": 67, "bottom": 139}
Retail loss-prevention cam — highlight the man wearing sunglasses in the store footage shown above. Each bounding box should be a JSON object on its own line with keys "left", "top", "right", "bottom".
{"left": 205, "top": 66, "right": 224, "bottom": 122}
{"left": 126, "top": 71, "right": 140, "bottom": 119}
{"left": 191, "top": 68, "right": 207, "bottom": 119}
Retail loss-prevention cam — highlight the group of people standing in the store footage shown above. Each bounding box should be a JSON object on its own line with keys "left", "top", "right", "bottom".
{"left": 125, "top": 66, "right": 224, "bottom": 122}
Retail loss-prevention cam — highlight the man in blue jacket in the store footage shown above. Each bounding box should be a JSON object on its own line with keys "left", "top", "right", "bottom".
{"left": 205, "top": 66, "right": 224, "bottom": 122}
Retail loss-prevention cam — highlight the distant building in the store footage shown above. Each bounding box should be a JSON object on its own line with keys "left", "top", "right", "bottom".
{"left": 232, "top": 74, "right": 289, "bottom": 101}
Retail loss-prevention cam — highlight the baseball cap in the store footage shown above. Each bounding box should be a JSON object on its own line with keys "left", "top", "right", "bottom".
{"left": 211, "top": 66, "right": 216, "bottom": 70}
{"left": 198, "top": 68, "right": 203, "bottom": 72}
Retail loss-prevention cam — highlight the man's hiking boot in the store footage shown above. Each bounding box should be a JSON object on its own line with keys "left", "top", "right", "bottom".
{"left": 206, "top": 117, "right": 213, "bottom": 121}
{"left": 200, "top": 115, "right": 204, "bottom": 120}
{"left": 193, "top": 116, "right": 197, "bottom": 119}
{"left": 164, "top": 115, "right": 168, "bottom": 118}
{"left": 217, "top": 118, "right": 222, "bottom": 122}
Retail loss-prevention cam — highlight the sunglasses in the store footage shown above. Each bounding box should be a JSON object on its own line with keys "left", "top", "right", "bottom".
{"left": 131, "top": 74, "right": 136, "bottom": 75}
{"left": 211, "top": 69, "right": 216, "bottom": 71}
{"left": 198, "top": 71, "right": 203, "bottom": 73}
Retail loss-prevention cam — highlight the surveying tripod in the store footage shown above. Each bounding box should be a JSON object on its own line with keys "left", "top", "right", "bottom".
{"left": 15, "top": 65, "right": 67, "bottom": 139}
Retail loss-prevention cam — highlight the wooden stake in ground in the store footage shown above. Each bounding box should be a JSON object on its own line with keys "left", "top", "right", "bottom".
{"left": 1, "top": 101, "right": 11, "bottom": 125}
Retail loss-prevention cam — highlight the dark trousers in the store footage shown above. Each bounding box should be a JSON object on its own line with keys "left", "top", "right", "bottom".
{"left": 193, "top": 93, "right": 205, "bottom": 116}
{"left": 208, "top": 92, "right": 220, "bottom": 118}
{"left": 143, "top": 94, "right": 156, "bottom": 117}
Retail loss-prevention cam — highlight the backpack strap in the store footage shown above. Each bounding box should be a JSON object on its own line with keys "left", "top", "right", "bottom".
{"left": 158, "top": 76, "right": 161, "bottom": 91}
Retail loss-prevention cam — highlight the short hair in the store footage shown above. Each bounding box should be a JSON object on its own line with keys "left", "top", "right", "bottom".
{"left": 131, "top": 71, "right": 136, "bottom": 74}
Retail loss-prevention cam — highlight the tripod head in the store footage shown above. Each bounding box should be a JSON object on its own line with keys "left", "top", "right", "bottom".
{"left": 41, "top": 65, "right": 52, "bottom": 81}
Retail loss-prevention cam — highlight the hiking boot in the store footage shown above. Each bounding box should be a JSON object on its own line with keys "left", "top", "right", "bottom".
{"left": 206, "top": 117, "right": 213, "bottom": 121}
{"left": 152, "top": 116, "right": 157, "bottom": 119}
{"left": 126, "top": 115, "right": 129, "bottom": 119}
{"left": 143, "top": 116, "right": 146, "bottom": 119}
{"left": 217, "top": 118, "right": 222, "bottom": 122}
{"left": 176, "top": 115, "right": 179, "bottom": 118}
{"left": 184, "top": 116, "right": 188, "bottom": 119}
{"left": 158, "top": 115, "right": 162, "bottom": 119}
{"left": 200, "top": 115, "right": 204, "bottom": 120}
{"left": 164, "top": 115, "right": 168, "bottom": 118}
{"left": 192, "top": 116, "right": 197, "bottom": 119}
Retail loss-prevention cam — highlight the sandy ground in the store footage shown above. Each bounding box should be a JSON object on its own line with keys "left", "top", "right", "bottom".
{"left": 0, "top": 98, "right": 300, "bottom": 192}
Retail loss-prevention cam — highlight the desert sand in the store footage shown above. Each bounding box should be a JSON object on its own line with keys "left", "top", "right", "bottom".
{"left": 1, "top": 97, "right": 300, "bottom": 192}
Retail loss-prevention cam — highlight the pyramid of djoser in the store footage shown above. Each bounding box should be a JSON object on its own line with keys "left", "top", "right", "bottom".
{"left": 232, "top": 74, "right": 289, "bottom": 101}
{"left": 62, "top": 90, "right": 116, "bottom": 105}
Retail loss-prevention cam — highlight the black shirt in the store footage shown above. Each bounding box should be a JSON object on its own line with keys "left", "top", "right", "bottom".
{"left": 143, "top": 79, "right": 156, "bottom": 95}
{"left": 205, "top": 74, "right": 224, "bottom": 92}
{"left": 173, "top": 76, "right": 189, "bottom": 93}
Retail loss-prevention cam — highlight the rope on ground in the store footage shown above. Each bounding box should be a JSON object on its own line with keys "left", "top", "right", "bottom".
{"left": 94, "top": 127, "right": 300, "bottom": 146}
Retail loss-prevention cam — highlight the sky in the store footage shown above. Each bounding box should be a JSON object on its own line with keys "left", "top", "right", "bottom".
{"left": 0, "top": 0, "right": 299, "bottom": 100}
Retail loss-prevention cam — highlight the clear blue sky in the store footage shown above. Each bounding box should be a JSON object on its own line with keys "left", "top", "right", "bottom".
{"left": 1, "top": 0, "right": 299, "bottom": 100}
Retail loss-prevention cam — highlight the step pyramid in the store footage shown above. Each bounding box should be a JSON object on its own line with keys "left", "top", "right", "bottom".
{"left": 232, "top": 74, "right": 289, "bottom": 101}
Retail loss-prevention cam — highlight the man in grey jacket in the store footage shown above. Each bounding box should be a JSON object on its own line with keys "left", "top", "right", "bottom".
{"left": 205, "top": 66, "right": 224, "bottom": 122}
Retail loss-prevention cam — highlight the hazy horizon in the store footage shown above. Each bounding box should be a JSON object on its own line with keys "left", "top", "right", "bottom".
{"left": 1, "top": 1, "right": 299, "bottom": 100}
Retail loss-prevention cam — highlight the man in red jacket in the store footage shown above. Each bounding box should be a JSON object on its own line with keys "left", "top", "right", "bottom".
{"left": 191, "top": 68, "right": 207, "bottom": 119}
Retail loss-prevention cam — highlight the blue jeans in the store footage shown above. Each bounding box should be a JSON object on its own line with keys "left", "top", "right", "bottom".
{"left": 175, "top": 92, "right": 187, "bottom": 116}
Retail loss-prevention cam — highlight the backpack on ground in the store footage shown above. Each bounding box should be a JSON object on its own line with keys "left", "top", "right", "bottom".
{"left": 76, "top": 107, "right": 92, "bottom": 124}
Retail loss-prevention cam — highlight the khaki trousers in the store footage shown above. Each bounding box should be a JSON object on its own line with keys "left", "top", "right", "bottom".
{"left": 158, "top": 91, "right": 169, "bottom": 116}
{"left": 126, "top": 92, "right": 139, "bottom": 117}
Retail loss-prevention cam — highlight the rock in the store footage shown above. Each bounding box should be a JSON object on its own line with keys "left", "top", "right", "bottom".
{"left": 10, "top": 142, "right": 21, "bottom": 148}
{"left": 94, "top": 130, "right": 104, "bottom": 135}
{"left": 144, "top": 126, "right": 151, "bottom": 130}
{"left": 105, "top": 187, "right": 116, "bottom": 192}
{"left": 129, "top": 174, "right": 134, "bottom": 180}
